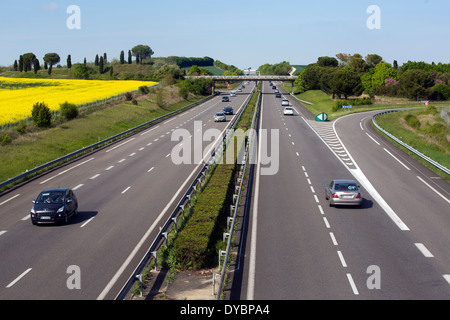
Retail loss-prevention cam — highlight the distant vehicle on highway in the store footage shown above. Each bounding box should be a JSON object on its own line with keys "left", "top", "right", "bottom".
{"left": 222, "top": 96, "right": 229, "bottom": 102}
{"left": 282, "top": 99, "right": 290, "bottom": 106}
{"left": 283, "top": 107, "right": 294, "bottom": 116}
{"left": 223, "top": 106, "right": 234, "bottom": 115}
{"left": 325, "top": 179, "right": 362, "bottom": 207}
{"left": 214, "top": 112, "right": 226, "bottom": 122}
{"left": 272, "top": 86, "right": 276, "bottom": 89}
{"left": 275, "top": 93, "right": 282, "bottom": 98}
{"left": 30, "top": 188, "right": 78, "bottom": 225}
{"left": 230, "top": 92, "right": 236, "bottom": 97}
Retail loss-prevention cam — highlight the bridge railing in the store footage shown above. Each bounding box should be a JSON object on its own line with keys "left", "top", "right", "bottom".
{"left": 184, "top": 75, "right": 297, "bottom": 81}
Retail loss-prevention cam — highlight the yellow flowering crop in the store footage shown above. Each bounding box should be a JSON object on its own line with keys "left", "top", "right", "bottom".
{"left": 0, "top": 76, "right": 157, "bottom": 125}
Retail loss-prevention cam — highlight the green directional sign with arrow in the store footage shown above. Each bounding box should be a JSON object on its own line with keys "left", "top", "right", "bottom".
{"left": 316, "top": 112, "right": 328, "bottom": 122}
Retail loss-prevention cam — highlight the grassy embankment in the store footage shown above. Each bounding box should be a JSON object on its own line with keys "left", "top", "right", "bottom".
{"left": 0, "top": 85, "right": 205, "bottom": 184}
{"left": 375, "top": 107, "right": 450, "bottom": 180}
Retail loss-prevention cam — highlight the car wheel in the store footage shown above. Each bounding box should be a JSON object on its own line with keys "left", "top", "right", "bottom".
{"left": 64, "top": 213, "right": 69, "bottom": 225}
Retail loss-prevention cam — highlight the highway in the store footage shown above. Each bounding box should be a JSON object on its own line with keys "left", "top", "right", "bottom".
{"left": 0, "top": 82, "right": 256, "bottom": 300}
{"left": 233, "top": 82, "right": 450, "bottom": 299}
{"left": 1, "top": 79, "right": 449, "bottom": 301}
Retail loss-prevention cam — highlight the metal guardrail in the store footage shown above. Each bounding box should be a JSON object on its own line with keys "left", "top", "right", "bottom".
{"left": 215, "top": 87, "right": 261, "bottom": 300}
{"left": 185, "top": 75, "right": 297, "bottom": 81}
{"left": 0, "top": 95, "right": 214, "bottom": 191}
{"left": 115, "top": 86, "right": 257, "bottom": 300}
{"left": 372, "top": 109, "right": 450, "bottom": 175}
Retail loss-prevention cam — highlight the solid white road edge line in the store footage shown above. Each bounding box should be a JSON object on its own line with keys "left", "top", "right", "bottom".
{"left": 247, "top": 91, "right": 264, "bottom": 301}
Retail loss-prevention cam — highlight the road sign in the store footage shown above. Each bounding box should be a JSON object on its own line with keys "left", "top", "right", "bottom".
{"left": 316, "top": 113, "right": 328, "bottom": 122}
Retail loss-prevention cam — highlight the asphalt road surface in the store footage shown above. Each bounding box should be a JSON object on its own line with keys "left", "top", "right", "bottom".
{"left": 0, "top": 82, "right": 255, "bottom": 300}
{"left": 233, "top": 82, "right": 450, "bottom": 300}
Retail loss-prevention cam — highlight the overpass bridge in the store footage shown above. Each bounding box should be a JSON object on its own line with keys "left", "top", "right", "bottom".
{"left": 184, "top": 75, "right": 297, "bottom": 82}
{"left": 184, "top": 75, "right": 298, "bottom": 93}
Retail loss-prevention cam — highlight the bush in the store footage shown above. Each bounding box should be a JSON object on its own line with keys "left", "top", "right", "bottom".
{"left": 404, "top": 114, "right": 421, "bottom": 130}
{"left": 1, "top": 133, "right": 12, "bottom": 146}
{"left": 31, "top": 102, "right": 52, "bottom": 128}
{"left": 125, "top": 92, "right": 133, "bottom": 101}
{"left": 60, "top": 101, "right": 79, "bottom": 120}
{"left": 138, "top": 86, "right": 150, "bottom": 95}
{"left": 16, "top": 121, "right": 27, "bottom": 135}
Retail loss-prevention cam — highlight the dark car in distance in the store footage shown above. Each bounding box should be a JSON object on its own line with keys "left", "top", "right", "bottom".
{"left": 223, "top": 106, "right": 234, "bottom": 115}
{"left": 30, "top": 188, "right": 78, "bottom": 225}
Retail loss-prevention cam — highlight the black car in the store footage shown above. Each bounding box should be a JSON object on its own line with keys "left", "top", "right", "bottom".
{"left": 223, "top": 106, "right": 234, "bottom": 115}
{"left": 30, "top": 188, "right": 78, "bottom": 225}
{"left": 222, "top": 96, "right": 229, "bottom": 102}
{"left": 275, "top": 93, "right": 282, "bottom": 98}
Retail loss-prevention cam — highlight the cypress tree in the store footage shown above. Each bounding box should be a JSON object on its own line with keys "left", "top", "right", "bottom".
{"left": 34, "top": 59, "right": 41, "bottom": 74}
{"left": 120, "top": 50, "right": 125, "bottom": 64}
{"left": 99, "top": 56, "right": 104, "bottom": 74}
{"left": 128, "top": 50, "right": 132, "bottom": 64}
{"left": 67, "top": 55, "right": 72, "bottom": 69}
{"left": 19, "top": 55, "right": 24, "bottom": 72}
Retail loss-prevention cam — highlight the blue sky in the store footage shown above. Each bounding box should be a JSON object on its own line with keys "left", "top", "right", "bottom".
{"left": 0, "top": 0, "right": 449, "bottom": 69}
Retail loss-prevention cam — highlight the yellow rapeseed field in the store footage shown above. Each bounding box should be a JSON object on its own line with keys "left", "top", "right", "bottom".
{"left": 0, "top": 76, "right": 157, "bottom": 125}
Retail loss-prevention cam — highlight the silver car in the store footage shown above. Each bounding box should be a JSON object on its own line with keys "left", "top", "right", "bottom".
{"left": 214, "top": 112, "right": 226, "bottom": 122}
{"left": 325, "top": 179, "right": 362, "bottom": 207}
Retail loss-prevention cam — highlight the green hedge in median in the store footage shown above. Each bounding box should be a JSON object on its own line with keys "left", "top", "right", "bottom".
{"left": 170, "top": 164, "right": 236, "bottom": 269}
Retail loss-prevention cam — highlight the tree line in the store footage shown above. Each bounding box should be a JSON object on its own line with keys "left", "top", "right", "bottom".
{"left": 295, "top": 54, "right": 450, "bottom": 101}
{"left": 14, "top": 53, "right": 62, "bottom": 75}
{"left": 11, "top": 45, "right": 155, "bottom": 76}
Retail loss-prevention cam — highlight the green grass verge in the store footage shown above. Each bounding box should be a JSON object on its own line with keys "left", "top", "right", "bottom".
{"left": 0, "top": 88, "right": 204, "bottom": 184}
{"left": 375, "top": 108, "right": 450, "bottom": 180}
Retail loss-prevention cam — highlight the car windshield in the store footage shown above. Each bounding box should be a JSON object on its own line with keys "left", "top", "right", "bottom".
{"left": 334, "top": 183, "right": 358, "bottom": 191}
{"left": 36, "top": 191, "right": 65, "bottom": 204}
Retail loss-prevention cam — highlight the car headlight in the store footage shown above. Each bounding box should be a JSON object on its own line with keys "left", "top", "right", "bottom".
{"left": 57, "top": 206, "right": 65, "bottom": 213}
{"left": 31, "top": 207, "right": 36, "bottom": 214}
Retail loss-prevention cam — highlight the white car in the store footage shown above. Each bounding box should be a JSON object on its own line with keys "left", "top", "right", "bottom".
{"left": 230, "top": 92, "right": 236, "bottom": 97}
{"left": 283, "top": 107, "right": 294, "bottom": 116}
{"left": 282, "top": 99, "right": 290, "bottom": 106}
